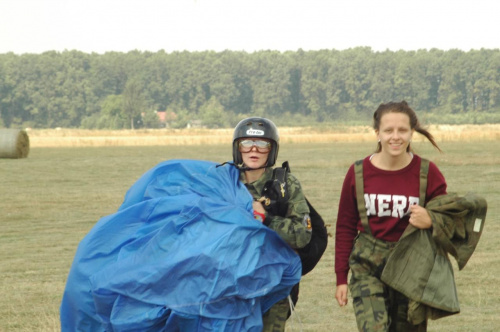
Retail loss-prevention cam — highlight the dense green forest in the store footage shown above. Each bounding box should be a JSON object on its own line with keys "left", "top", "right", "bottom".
{"left": 1, "top": 47, "right": 499, "bottom": 129}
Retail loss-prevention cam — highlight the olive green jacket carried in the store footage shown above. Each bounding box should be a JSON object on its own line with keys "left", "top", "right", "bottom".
{"left": 241, "top": 167, "right": 311, "bottom": 249}
{"left": 380, "top": 192, "right": 488, "bottom": 324}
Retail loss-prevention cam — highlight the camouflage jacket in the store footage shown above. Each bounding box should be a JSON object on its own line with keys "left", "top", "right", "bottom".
{"left": 381, "top": 192, "right": 487, "bottom": 324}
{"left": 241, "top": 167, "right": 312, "bottom": 249}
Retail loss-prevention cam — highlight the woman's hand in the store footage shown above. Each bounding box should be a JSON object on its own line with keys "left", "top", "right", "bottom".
{"left": 409, "top": 205, "right": 432, "bottom": 229}
{"left": 336, "top": 284, "right": 348, "bottom": 306}
{"left": 252, "top": 200, "right": 266, "bottom": 214}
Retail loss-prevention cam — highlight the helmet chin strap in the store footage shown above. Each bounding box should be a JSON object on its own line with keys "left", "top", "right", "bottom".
{"left": 237, "top": 164, "right": 268, "bottom": 172}
{"left": 216, "top": 161, "right": 268, "bottom": 171}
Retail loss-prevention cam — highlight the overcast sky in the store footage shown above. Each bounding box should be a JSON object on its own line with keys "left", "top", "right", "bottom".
{"left": 1, "top": 0, "right": 499, "bottom": 54}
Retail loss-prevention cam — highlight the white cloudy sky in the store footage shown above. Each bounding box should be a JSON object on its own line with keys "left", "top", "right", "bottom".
{"left": 1, "top": 0, "right": 498, "bottom": 54}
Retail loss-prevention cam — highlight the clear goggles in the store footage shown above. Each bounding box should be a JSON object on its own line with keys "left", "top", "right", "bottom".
{"left": 238, "top": 139, "right": 271, "bottom": 153}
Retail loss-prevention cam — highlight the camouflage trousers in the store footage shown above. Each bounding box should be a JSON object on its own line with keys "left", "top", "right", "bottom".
{"left": 262, "top": 297, "right": 289, "bottom": 332}
{"left": 349, "top": 232, "right": 427, "bottom": 332}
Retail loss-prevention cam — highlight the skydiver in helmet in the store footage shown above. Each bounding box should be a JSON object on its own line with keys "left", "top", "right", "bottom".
{"left": 232, "top": 117, "right": 312, "bottom": 332}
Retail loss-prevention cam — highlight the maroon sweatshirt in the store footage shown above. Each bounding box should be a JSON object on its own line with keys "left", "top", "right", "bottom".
{"left": 335, "top": 154, "right": 447, "bottom": 285}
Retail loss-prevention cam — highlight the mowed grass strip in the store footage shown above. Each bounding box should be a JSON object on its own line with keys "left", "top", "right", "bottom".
{"left": 0, "top": 140, "right": 498, "bottom": 332}
{"left": 26, "top": 124, "right": 500, "bottom": 148}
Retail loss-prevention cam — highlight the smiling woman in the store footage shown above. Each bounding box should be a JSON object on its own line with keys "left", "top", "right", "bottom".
{"left": 334, "top": 101, "right": 461, "bottom": 332}
{"left": 372, "top": 101, "right": 442, "bottom": 170}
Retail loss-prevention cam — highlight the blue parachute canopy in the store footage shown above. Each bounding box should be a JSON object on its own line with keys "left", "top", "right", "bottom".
{"left": 60, "top": 159, "right": 301, "bottom": 331}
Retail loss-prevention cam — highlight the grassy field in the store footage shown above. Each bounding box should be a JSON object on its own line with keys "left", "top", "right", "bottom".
{"left": 1, "top": 128, "right": 499, "bottom": 331}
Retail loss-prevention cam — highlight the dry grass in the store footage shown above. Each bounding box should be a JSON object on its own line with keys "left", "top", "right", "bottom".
{"left": 26, "top": 124, "right": 500, "bottom": 147}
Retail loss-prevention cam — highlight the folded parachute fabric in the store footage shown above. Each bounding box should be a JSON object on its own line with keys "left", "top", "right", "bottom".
{"left": 60, "top": 159, "right": 302, "bottom": 332}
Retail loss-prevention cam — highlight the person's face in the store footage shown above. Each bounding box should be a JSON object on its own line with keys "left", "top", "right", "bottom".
{"left": 376, "top": 112, "right": 414, "bottom": 158}
{"left": 239, "top": 138, "right": 271, "bottom": 169}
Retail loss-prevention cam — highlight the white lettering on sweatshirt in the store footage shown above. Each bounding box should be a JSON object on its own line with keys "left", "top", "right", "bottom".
{"left": 364, "top": 194, "right": 420, "bottom": 218}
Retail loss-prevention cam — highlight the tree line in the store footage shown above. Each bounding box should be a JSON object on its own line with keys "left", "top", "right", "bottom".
{"left": 1, "top": 47, "right": 499, "bottom": 129}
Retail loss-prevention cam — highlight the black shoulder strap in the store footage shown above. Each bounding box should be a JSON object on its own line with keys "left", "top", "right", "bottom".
{"left": 272, "top": 161, "right": 290, "bottom": 200}
{"left": 354, "top": 157, "right": 430, "bottom": 235}
{"left": 261, "top": 161, "right": 328, "bottom": 276}
{"left": 262, "top": 161, "right": 290, "bottom": 216}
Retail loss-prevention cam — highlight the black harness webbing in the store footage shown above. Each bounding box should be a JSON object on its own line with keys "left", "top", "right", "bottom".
{"left": 262, "top": 161, "right": 328, "bottom": 276}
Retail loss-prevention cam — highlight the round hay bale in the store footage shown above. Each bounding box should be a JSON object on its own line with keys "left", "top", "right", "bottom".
{"left": 0, "top": 129, "right": 30, "bottom": 158}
